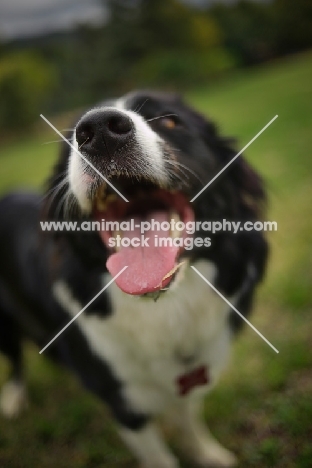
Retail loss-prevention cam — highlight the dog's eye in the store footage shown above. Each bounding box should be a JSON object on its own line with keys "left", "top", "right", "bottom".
{"left": 158, "top": 115, "right": 182, "bottom": 129}
{"left": 161, "top": 117, "right": 177, "bottom": 129}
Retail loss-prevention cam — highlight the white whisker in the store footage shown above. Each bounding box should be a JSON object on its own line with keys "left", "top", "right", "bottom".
{"left": 42, "top": 140, "right": 64, "bottom": 145}
{"left": 41, "top": 175, "right": 68, "bottom": 206}
{"left": 166, "top": 159, "right": 203, "bottom": 184}
{"left": 134, "top": 98, "right": 149, "bottom": 114}
{"left": 147, "top": 114, "right": 178, "bottom": 123}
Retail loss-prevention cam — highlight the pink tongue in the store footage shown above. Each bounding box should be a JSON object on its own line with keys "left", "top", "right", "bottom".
{"left": 104, "top": 211, "right": 179, "bottom": 295}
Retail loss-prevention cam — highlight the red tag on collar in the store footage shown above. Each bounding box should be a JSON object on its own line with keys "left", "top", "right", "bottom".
{"left": 176, "top": 365, "right": 209, "bottom": 396}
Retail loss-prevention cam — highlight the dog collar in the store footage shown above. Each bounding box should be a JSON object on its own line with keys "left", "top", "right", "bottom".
{"left": 176, "top": 365, "right": 209, "bottom": 396}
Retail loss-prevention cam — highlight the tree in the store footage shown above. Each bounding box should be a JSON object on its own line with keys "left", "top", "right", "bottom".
{"left": 0, "top": 51, "right": 57, "bottom": 130}
{"left": 273, "top": 0, "right": 312, "bottom": 54}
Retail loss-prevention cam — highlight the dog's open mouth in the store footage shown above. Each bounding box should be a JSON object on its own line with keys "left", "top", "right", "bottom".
{"left": 93, "top": 181, "right": 194, "bottom": 295}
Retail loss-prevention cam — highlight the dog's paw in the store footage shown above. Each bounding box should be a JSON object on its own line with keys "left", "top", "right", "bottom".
{"left": 140, "top": 458, "right": 179, "bottom": 468}
{"left": 194, "top": 443, "right": 237, "bottom": 468}
{"left": 181, "top": 434, "right": 237, "bottom": 468}
{"left": 0, "top": 380, "right": 28, "bottom": 419}
{"left": 140, "top": 453, "right": 179, "bottom": 468}
{"left": 140, "top": 452, "right": 180, "bottom": 468}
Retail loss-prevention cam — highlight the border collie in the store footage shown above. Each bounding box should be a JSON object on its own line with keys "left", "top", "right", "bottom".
{"left": 0, "top": 91, "right": 268, "bottom": 467}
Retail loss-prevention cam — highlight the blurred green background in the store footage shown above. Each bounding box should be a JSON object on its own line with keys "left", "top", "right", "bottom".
{"left": 0, "top": 1, "right": 311, "bottom": 467}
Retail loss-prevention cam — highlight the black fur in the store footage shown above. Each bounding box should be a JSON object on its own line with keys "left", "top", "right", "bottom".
{"left": 0, "top": 91, "right": 268, "bottom": 434}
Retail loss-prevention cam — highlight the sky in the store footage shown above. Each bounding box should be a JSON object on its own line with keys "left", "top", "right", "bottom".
{"left": 0, "top": 0, "right": 266, "bottom": 41}
{"left": 0, "top": 0, "right": 107, "bottom": 40}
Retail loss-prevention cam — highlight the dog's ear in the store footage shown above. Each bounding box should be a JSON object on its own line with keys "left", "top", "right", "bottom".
{"left": 159, "top": 91, "right": 183, "bottom": 104}
{"left": 125, "top": 89, "right": 184, "bottom": 108}
{"left": 184, "top": 103, "right": 266, "bottom": 219}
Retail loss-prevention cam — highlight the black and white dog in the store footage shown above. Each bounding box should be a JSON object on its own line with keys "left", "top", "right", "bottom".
{"left": 0, "top": 91, "right": 268, "bottom": 467}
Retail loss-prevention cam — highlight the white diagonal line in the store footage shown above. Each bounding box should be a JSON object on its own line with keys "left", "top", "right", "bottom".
{"left": 190, "top": 115, "right": 278, "bottom": 202}
{"left": 39, "top": 266, "right": 128, "bottom": 354}
{"left": 40, "top": 114, "right": 129, "bottom": 202}
{"left": 191, "top": 266, "right": 279, "bottom": 354}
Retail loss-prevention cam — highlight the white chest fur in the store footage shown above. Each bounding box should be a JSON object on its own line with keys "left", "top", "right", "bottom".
{"left": 53, "top": 260, "right": 232, "bottom": 414}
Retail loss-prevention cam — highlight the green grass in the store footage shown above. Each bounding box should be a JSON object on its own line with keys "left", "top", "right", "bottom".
{"left": 0, "top": 51, "right": 312, "bottom": 467}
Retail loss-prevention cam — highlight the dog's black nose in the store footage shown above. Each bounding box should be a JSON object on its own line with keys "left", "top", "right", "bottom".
{"left": 75, "top": 109, "right": 134, "bottom": 155}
